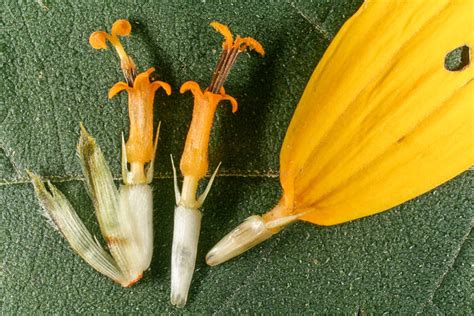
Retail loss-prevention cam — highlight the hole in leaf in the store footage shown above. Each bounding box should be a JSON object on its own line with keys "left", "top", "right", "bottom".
{"left": 444, "top": 45, "right": 470, "bottom": 71}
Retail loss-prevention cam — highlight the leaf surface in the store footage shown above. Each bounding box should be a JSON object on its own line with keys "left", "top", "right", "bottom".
{"left": 1, "top": 0, "right": 472, "bottom": 313}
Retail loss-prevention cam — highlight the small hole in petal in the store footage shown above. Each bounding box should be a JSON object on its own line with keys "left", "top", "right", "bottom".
{"left": 445, "top": 45, "right": 470, "bottom": 71}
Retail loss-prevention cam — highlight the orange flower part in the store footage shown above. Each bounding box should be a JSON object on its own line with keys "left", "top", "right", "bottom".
{"left": 179, "top": 22, "right": 263, "bottom": 179}
{"left": 89, "top": 19, "right": 137, "bottom": 85}
{"left": 209, "top": 22, "right": 265, "bottom": 56}
{"left": 109, "top": 67, "right": 171, "bottom": 170}
{"left": 208, "top": 22, "right": 265, "bottom": 93}
{"left": 179, "top": 81, "right": 237, "bottom": 179}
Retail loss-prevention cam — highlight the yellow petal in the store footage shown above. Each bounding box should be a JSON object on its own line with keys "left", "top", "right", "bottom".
{"left": 279, "top": 0, "right": 474, "bottom": 225}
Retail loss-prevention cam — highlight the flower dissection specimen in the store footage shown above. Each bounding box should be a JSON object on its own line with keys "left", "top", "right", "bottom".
{"left": 170, "top": 22, "right": 264, "bottom": 307}
{"left": 206, "top": 0, "right": 474, "bottom": 266}
{"left": 30, "top": 20, "right": 171, "bottom": 286}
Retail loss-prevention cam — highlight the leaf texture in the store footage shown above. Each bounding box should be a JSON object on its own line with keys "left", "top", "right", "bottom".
{"left": 1, "top": 0, "right": 472, "bottom": 313}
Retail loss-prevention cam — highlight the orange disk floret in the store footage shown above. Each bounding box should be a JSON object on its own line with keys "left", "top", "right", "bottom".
{"left": 178, "top": 22, "right": 264, "bottom": 179}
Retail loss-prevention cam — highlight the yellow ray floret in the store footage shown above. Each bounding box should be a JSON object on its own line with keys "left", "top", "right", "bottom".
{"left": 276, "top": 0, "right": 474, "bottom": 225}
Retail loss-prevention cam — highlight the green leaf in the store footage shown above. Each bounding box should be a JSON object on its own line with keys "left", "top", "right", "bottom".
{"left": 1, "top": 0, "right": 472, "bottom": 313}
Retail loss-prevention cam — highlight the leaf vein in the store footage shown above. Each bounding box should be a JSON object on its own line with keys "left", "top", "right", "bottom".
{"left": 0, "top": 143, "right": 22, "bottom": 178}
{"left": 0, "top": 170, "right": 279, "bottom": 186}
{"left": 418, "top": 223, "right": 473, "bottom": 314}
{"left": 287, "top": 1, "right": 332, "bottom": 41}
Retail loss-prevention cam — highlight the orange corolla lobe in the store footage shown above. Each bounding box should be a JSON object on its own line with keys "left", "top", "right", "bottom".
{"left": 109, "top": 67, "right": 171, "bottom": 164}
